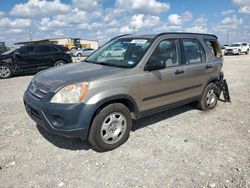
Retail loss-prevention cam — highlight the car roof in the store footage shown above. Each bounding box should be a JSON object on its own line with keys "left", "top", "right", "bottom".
{"left": 118, "top": 32, "right": 218, "bottom": 40}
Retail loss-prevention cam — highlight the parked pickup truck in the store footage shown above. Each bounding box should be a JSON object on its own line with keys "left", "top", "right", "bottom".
{"left": 225, "top": 42, "right": 249, "bottom": 55}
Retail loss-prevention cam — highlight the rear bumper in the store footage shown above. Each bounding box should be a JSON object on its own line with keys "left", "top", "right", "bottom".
{"left": 23, "top": 90, "right": 96, "bottom": 140}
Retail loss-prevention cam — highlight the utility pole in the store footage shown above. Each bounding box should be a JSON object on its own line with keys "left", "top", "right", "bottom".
{"left": 133, "top": 26, "right": 136, "bottom": 34}
{"left": 29, "top": 20, "right": 33, "bottom": 41}
{"left": 29, "top": 28, "right": 32, "bottom": 41}
{"left": 226, "top": 31, "right": 229, "bottom": 45}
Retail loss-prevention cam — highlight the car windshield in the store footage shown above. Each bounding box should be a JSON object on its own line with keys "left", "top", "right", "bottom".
{"left": 231, "top": 44, "right": 240, "bottom": 47}
{"left": 85, "top": 38, "right": 152, "bottom": 68}
{"left": 1, "top": 48, "right": 16, "bottom": 55}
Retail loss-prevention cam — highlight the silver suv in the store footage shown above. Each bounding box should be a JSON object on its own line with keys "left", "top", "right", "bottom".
{"left": 24, "top": 32, "right": 229, "bottom": 151}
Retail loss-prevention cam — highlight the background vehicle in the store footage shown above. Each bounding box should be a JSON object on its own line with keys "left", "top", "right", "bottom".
{"left": 0, "top": 44, "right": 72, "bottom": 79}
{"left": 224, "top": 42, "right": 249, "bottom": 55}
{"left": 101, "top": 47, "right": 126, "bottom": 57}
{"left": 72, "top": 48, "right": 95, "bottom": 57}
{"left": 24, "top": 33, "right": 228, "bottom": 152}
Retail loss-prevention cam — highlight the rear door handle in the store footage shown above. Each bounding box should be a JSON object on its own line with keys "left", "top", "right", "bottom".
{"left": 205, "top": 65, "right": 213, "bottom": 69}
{"left": 175, "top": 70, "right": 185, "bottom": 75}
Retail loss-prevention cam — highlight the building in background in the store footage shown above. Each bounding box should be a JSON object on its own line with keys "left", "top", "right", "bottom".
{"left": 15, "top": 37, "right": 98, "bottom": 50}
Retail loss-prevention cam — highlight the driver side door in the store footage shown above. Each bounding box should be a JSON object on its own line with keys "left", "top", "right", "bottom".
{"left": 139, "top": 38, "right": 188, "bottom": 112}
{"left": 14, "top": 46, "right": 36, "bottom": 73}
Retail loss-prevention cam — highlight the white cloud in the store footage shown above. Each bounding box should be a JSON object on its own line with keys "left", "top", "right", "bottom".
{"left": 131, "top": 14, "right": 160, "bottom": 29}
{"left": 233, "top": 0, "right": 250, "bottom": 14}
{"left": 185, "top": 17, "right": 207, "bottom": 33}
{"left": 0, "top": 18, "right": 31, "bottom": 30}
{"left": 116, "top": 0, "right": 170, "bottom": 15}
{"left": 214, "top": 15, "right": 243, "bottom": 31}
{"left": 185, "top": 26, "right": 207, "bottom": 33}
{"left": 120, "top": 26, "right": 133, "bottom": 33}
{"left": 72, "top": 0, "right": 101, "bottom": 11}
{"left": 0, "top": 11, "right": 4, "bottom": 18}
{"left": 10, "top": 0, "right": 70, "bottom": 17}
{"left": 168, "top": 14, "right": 182, "bottom": 26}
{"left": 221, "top": 9, "right": 235, "bottom": 16}
{"left": 168, "top": 11, "right": 192, "bottom": 26}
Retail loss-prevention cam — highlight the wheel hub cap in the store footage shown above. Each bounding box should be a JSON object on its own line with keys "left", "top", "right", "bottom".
{"left": 206, "top": 89, "right": 216, "bottom": 107}
{"left": 100, "top": 112, "right": 127, "bottom": 144}
{"left": 0, "top": 66, "right": 10, "bottom": 77}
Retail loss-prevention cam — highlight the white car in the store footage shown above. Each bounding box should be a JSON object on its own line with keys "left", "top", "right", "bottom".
{"left": 225, "top": 42, "right": 249, "bottom": 55}
{"left": 101, "top": 47, "right": 126, "bottom": 57}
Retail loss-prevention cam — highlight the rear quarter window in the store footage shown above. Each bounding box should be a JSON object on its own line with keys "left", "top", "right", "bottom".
{"left": 204, "top": 40, "right": 222, "bottom": 58}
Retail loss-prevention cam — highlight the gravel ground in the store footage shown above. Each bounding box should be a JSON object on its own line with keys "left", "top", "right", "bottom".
{"left": 0, "top": 55, "right": 250, "bottom": 188}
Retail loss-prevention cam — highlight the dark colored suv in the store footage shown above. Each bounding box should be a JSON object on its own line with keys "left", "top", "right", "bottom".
{"left": 24, "top": 32, "right": 230, "bottom": 152}
{"left": 0, "top": 44, "right": 72, "bottom": 78}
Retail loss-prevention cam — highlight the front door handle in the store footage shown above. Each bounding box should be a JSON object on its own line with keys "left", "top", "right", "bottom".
{"left": 205, "top": 65, "right": 213, "bottom": 69}
{"left": 175, "top": 70, "right": 185, "bottom": 75}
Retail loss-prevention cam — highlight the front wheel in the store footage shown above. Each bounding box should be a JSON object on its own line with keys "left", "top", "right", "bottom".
{"left": 0, "top": 65, "right": 13, "bottom": 79}
{"left": 246, "top": 49, "right": 249, "bottom": 55}
{"left": 88, "top": 103, "right": 132, "bottom": 152}
{"left": 54, "top": 60, "right": 66, "bottom": 67}
{"left": 196, "top": 83, "right": 219, "bottom": 111}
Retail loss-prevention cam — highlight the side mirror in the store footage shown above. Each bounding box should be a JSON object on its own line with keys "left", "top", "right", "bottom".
{"left": 14, "top": 50, "right": 20, "bottom": 56}
{"left": 144, "top": 60, "right": 166, "bottom": 71}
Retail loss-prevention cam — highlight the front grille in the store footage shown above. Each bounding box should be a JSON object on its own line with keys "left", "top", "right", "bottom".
{"left": 227, "top": 49, "right": 233, "bottom": 52}
{"left": 29, "top": 81, "right": 50, "bottom": 99}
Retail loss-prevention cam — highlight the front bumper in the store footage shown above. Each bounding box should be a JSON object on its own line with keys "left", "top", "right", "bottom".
{"left": 23, "top": 90, "right": 95, "bottom": 140}
{"left": 225, "top": 50, "right": 239, "bottom": 55}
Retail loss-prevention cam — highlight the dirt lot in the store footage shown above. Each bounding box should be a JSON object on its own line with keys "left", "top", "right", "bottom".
{"left": 0, "top": 55, "right": 250, "bottom": 188}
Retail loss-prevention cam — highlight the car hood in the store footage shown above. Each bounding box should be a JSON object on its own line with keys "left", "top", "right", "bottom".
{"left": 0, "top": 53, "right": 12, "bottom": 60}
{"left": 34, "top": 61, "right": 129, "bottom": 91}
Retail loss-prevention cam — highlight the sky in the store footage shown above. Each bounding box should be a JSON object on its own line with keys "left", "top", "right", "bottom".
{"left": 0, "top": 0, "right": 250, "bottom": 46}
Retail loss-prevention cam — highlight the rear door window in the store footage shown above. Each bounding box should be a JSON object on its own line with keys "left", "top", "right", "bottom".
{"left": 182, "top": 39, "right": 205, "bottom": 64}
{"left": 19, "top": 46, "right": 35, "bottom": 55}
{"left": 37, "top": 46, "right": 52, "bottom": 53}
{"left": 204, "top": 40, "right": 222, "bottom": 57}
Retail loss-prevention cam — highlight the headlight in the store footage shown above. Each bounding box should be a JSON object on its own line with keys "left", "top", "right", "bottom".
{"left": 50, "top": 82, "right": 90, "bottom": 104}
{"left": 2, "top": 58, "right": 12, "bottom": 63}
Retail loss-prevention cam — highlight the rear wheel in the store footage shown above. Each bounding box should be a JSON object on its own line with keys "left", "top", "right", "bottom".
{"left": 0, "top": 65, "right": 13, "bottom": 79}
{"left": 246, "top": 49, "right": 249, "bottom": 55}
{"left": 54, "top": 60, "right": 66, "bottom": 67}
{"left": 88, "top": 103, "right": 132, "bottom": 152}
{"left": 196, "top": 83, "right": 219, "bottom": 111}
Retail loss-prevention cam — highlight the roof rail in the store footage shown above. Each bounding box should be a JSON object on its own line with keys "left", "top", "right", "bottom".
{"left": 109, "top": 34, "right": 132, "bottom": 41}
{"left": 154, "top": 32, "right": 218, "bottom": 39}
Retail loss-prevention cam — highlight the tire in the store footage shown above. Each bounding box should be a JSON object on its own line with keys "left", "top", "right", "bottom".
{"left": 0, "top": 65, "right": 13, "bottom": 79}
{"left": 77, "top": 53, "right": 82, "bottom": 57}
{"left": 246, "top": 49, "right": 249, "bottom": 55}
{"left": 196, "top": 83, "right": 219, "bottom": 111}
{"left": 107, "top": 53, "right": 111, "bottom": 57}
{"left": 238, "top": 50, "right": 241, "bottom": 55}
{"left": 88, "top": 103, "right": 132, "bottom": 152}
{"left": 54, "top": 60, "right": 66, "bottom": 67}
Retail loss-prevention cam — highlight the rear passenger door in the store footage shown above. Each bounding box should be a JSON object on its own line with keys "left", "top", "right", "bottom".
{"left": 182, "top": 38, "right": 217, "bottom": 98}
{"left": 35, "top": 45, "right": 56, "bottom": 69}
